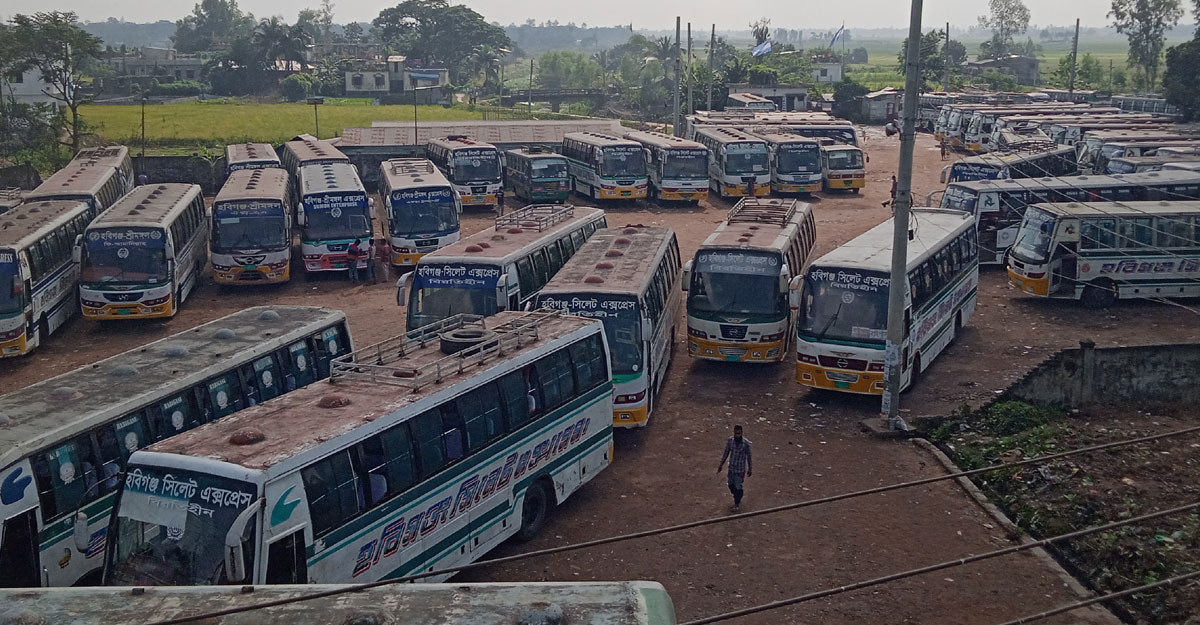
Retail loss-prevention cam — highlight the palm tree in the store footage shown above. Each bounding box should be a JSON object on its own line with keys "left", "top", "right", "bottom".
{"left": 723, "top": 56, "right": 750, "bottom": 85}
{"left": 649, "top": 36, "right": 675, "bottom": 70}
{"left": 592, "top": 50, "right": 613, "bottom": 89}
{"left": 253, "top": 17, "right": 313, "bottom": 71}
{"left": 468, "top": 44, "right": 504, "bottom": 91}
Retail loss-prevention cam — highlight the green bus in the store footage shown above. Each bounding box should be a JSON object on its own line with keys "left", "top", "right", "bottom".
{"left": 503, "top": 147, "right": 571, "bottom": 203}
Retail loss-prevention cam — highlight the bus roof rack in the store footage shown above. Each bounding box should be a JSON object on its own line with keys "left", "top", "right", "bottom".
{"left": 726, "top": 197, "right": 798, "bottom": 227}
{"left": 495, "top": 203, "right": 576, "bottom": 232}
{"left": 387, "top": 158, "right": 437, "bottom": 176}
{"left": 329, "top": 309, "right": 565, "bottom": 390}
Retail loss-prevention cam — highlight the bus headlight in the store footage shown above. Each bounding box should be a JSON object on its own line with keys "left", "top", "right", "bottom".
{"left": 0, "top": 326, "right": 24, "bottom": 341}
{"left": 798, "top": 353, "right": 818, "bottom": 364}
{"left": 868, "top": 362, "right": 885, "bottom": 372}
{"left": 761, "top": 332, "right": 785, "bottom": 342}
{"left": 144, "top": 294, "right": 172, "bottom": 306}
{"left": 615, "top": 390, "right": 647, "bottom": 404}
{"left": 687, "top": 327, "right": 707, "bottom": 339}
{"left": 81, "top": 298, "right": 106, "bottom": 308}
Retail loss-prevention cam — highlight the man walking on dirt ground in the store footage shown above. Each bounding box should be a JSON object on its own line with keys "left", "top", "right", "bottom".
{"left": 717, "top": 425, "right": 752, "bottom": 511}
{"left": 940, "top": 140, "right": 949, "bottom": 161}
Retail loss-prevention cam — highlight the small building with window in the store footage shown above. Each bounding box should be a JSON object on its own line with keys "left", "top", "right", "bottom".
{"left": 344, "top": 64, "right": 391, "bottom": 96}
{"left": 724, "top": 83, "right": 809, "bottom": 112}
{"left": 812, "top": 62, "right": 843, "bottom": 83}
{"left": 5, "top": 68, "right": 58, "bottom": 107}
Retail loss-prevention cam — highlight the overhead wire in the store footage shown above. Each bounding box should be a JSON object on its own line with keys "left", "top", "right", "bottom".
{"left": 989, "top": 569, "right": 1200, "bottom": 625}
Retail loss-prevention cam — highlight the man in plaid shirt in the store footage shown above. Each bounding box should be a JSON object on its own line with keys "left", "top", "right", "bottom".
{"left": 717, "top": 425, "right": 752, "bottom": 510}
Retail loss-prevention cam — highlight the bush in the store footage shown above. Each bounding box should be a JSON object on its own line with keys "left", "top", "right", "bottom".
{"left": 982, "top": 401, "right": 1062, "bottom": 437}
{"left": 148, "top": 80, "right": 208, "bottom": 97}
{"left": 281, "top": 74, "right": 316, "bottom": 102}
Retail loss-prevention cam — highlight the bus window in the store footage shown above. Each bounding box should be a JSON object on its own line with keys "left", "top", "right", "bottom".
{"left": 205, "top": 372, "right": 244, "bottom": 419}
{"left": 94, "top": 425, "right": 127, "bottom": 491}
{"left": 410, "top": 409, "right": 447, "bottom": 478}
{"left": 377, "top": 423, "right": 418, "bottom": 496}
{"left": 545, "top": 244, "right": 564, "bottom": 275}
{"left": 568, "top": 335, "right": 608, "bottom": 391}
{"left": 251, "top": 355, "right": 283, "bottom": 402}
{"left": 32, "top": 436, "right": 102, "bottom": 520}
{"left": 301, "top": 451, "right": 361, "bottom": 536}
{"left": 151, "top": 394, "right": 201, "bottom": 441}
{"left": 265, "top": 532, "right": 308, "bottom": 585}
{"left": 287, "top": 341, "right": 316, "bottom": 389}
{"left": 515, "top": 257, "right": 537, "bottom": 296}
{"left": 498, "top": 370, "right": 533, "bottom": 431}
{"left": 570, "top": 229, "right": 586, "bottom": 250}
{"left": 535, "top": 349, "right": 576, "bottom": 410}
{"left": 440, "top": 404, "right": 467, "bottom": 462}
{"left": 110, "top": 413, "right": 149, "bottom": 462}
{"left": 532, "top": 249, "right": 550, "bottom": 287}
{"left": 457, "top": 383, "right": 505, "bottom": 452}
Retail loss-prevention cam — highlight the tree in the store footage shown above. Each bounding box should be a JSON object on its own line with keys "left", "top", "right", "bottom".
{"left": 253, "top": 17, "right": 313, "bottom": 71}
{"left": 468, "top": 44, "right": 503, "bottom": 89}
{"left": 8, "top": 12, "right": 103, "bottom": 153}
{"left": 318, "top": 0, "right": 335, "bottom": 43}
{"left": 978, "top": 0, "right": 1030, "bottom": 58}
{"left": 897, "top": 30, "right": 947, "bottom": 91}
{"left": 173, "top": 0, "right": 255, "bottom": 53}
{"left": 295, "top": 9, "right": 323, "bottom": 44}
{"left": 750, "top": 18, "right": 771, "bottom": 46}
{"left": 344, "top": 22, "right": 364, "bottom": 43}
{"left": 648, "top": 36, "right": 675, "bottom": 81}
{"left": 1110, "top": 0, "right": 1183, "bottom": 89}
{"left": 945, "top": 39, "right": 967, "bottom": 65}
{"left": 537, "top": 50, "right": 602, "bottom": 89}
{"left": 373, "top": 0, "right": 510, "bottom": 82}
{"left": 722, "top": 56, "right": 750, "bottom": 85}
{"left": 1163, "top": 38, "right": 1200, "bottom": 121}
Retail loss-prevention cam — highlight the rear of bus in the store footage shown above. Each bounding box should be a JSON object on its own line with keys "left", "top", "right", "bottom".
{"left": 820, "top": 145, "right": 866, "bottom": 192}
{"left": 210, "top": 169, "right": 292, "bottom": 285}
{"left": 383, "top": 181, "right": 461, "bottom": 268}
{"left": 297, "top": 163, "right": 373, "bottom": 274}
{"left": 404, "top": 258, "right": 506, "bottom": 330}
{"left": 769, "top": 138, "right": 822, "bottom": 194}
{"left": 224, "top": 142, "right": 281, "bottom": 175}
{"left": 0, "top": 246, "right": 26, "bottom": 355}
{"left": 684, "top": 245, "right": 796, "bottom": 363}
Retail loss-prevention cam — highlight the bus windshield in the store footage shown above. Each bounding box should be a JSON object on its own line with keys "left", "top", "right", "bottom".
{"left": 689, "top": 249, "right": 783, "bottom": 317}
{"left": 949, "top": 162, "right": 1003, "bottom": 182}
{"left": 539, "top": 293, "right": 642, "bottom": 374}
{"left": 212, "top": 202, "right": 288, "bottom": 252}
{"left": 799, "top": 269, "right": 890, "bottom": 344}
{"left": 407, "top": 262, "right": 503, "bottom": 329}
{"left": 302, "top": 195, "right": 371, "bottom": 241}
{"left": 941, "top": 186, "right": 978, "bottom": 211}
{"left": 1011, "top": 207, "right": 1056, "bottom": 263}
{"left": 1106, "top": 160, "right": 1138, "bottom": 175}
{"left": 531, "top": 160, "right": 569, "bottom": 180}
{"left": 776, "top": 145, "right": 821, "bottom": 174}
{"left": 663, "top": 149, "right": 708, "bottom": 179}
{"left": 0, "top": 252, "right": 22, "bottom": 315}
{"left": 599, "top": 147, "right": 646, "bottom": 178}
{"left": 81, "top": 228, "right": 169, "bottom": 286}
{"left": 108, "top": 466, "right": 258, "bottom": 586}
{"left": 725, "top": 146, "right": 768, "bottom": 175}
{"left": 452, "top": 149, "right": 501, "bottom": 182}
{"left": 826, "top": 149, "right": 864, "bottom": 170}
{"left": 391, "top": 188, "right": 459, "bottom": 236}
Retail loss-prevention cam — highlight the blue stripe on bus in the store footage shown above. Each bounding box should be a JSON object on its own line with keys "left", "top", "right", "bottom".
{"left": 31, "top": 260, "right": 75, "bottom": 293}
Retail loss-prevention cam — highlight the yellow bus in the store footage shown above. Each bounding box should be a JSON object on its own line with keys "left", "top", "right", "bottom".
{"left": 692, "top": 127, "right": 770, "bottom": 199}
{"left": 210, "top": 168, "right": 294, "bottom": 285}
{"left": 623, "top": 130, "right": 710, "bottom": 202}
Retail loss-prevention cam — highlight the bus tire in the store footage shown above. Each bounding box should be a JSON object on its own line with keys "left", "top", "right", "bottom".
{"left": 439, "top": 328, "right": 498, "bottom": 354}
{"left": 515, "top": 479, "right": 554, "bottom": 542}
{"left": 1081, "top": 281, "right": 1117, "bottom": 309}
{"left": 953, "top": 311, "right": 963, "bottom": 338}
{"left": 38, "top": 314, "right": 49, "bottom": 345}
{"left": 908, "top": 352, "right": 923, "bottom": 391}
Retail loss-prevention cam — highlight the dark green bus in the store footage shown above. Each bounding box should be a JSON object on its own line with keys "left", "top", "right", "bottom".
{"left": 503, "top": 147, "right": 571, "bottom": 203}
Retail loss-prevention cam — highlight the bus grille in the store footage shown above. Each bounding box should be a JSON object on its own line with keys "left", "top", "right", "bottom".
{"left": 718, "top": 347, "right": 748, "bottom": 357}
{"left": 327, "top": 243, "right": 348, "bottom": 252}
{"left": 104, "top": 292, "right": 144, "bottom": 302}
{"left": 818, "top": 355, "right": 868, "bottom": 371}
{"left": 719, "top": 325, "right": 748, "bottom": 340}
{"left": 415, "top": 239, "right": 439, "bottom": 247}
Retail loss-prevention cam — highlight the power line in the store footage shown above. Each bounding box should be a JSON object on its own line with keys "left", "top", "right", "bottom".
{"left": 677, "top": 502, "right": 1199, "bottom": 625}
{"left": 991, "top": 569, "right": 1200, "bottom": 625}
{"left": 144, "top": 424, "right": 1200, "bottom": 625}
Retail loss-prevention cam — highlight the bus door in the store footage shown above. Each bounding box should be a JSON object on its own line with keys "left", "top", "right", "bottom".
{"left": 0, "top": 484, "right": 40, "bottom": 587}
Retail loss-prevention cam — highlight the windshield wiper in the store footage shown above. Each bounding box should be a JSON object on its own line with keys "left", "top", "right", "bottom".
{"left": 816, "top": 300, "right": 846, "bottom": 337}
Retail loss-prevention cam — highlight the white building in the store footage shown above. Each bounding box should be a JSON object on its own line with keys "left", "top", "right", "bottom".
{"left": 812, "top": 63, "right": 843, "bottom": 83}
{"left": 4, "top": 69, "right": 58, "bottom": 107}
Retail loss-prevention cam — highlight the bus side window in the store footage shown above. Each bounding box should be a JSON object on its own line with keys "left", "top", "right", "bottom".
{"left": 266, "top": 531, "right": 309, "bottom": 585}
{"left": 250, "top": 354, "right": 283, "bottom": 402}
{"left": 457, "top": 383, "right": 505, "bottom": 453}
{"left": 498, "top": 370, "right": 534, "bottom": 431}
{"left": 531, "top": 248, "right": 550, "bottom": 287}
{"left": 301, "top": 451, "right": 361, "bottom": 536}
{"left": 570, "top": 229, "right": 586, "bottom": 250}
{"left": 534, "top": 349, "right": 576, "bottom": 411}
{"left": 31, "top": 436, "right": 101, "bottom": 521}
{"left": 439, "top": 403, "right": 467, "bottom": 462}
{"left": 150, "top": 393, "right": 201, "bottom": 441}
{"left": 559, "top": 236, "right": 575, "bottom": 261}
{"left": 369, "top": 422, "right": 418, "bottom": 499}
{"left": 515, "top": 257, "right": 537, "bottom": 298}
{"left": 287, "top": 340, "right": 316, "bottom": 389}
{"left": 410, "top": 409, "right": 447, "bottom": 478}
{"left": 545, "top": 243, "right": 563, "bottom": 275}
{"left": 205, "top": 371, "right": 244, "bottom": 419}
{"left": 93, "top": 424, "right": 127, "bottom": 492}
{"left": 568, "top": 334, "right": 609, "bottom": 391}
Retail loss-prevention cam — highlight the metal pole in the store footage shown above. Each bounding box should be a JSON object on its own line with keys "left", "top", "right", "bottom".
{"left": 412, "top": 85, "right": 418, "bottom": 155}
{"left": 313, "top": 102, "right": 320, "bottom": 138}
{"left": 707, "top": 25, "right": 715, "bottom": 112}
{"left": 944, "top": 22, "right": 951, "bottom": 90}
{"left": 528, "top": 59, "right": 534, "bottom": 111}
{"left": 686, "top": 22, "right": 693, "bottom": 115}
{"left": 1068, "top": 18, "right": 1080, "bottom": 94}
{"left": 883, "top": 0, "right": 924, "bottom": 431}
{"left": 140, "top": 95, "right": 146, "bottom": 178}
{"left": 673, "top": 17, "right": 681, "bottom": 136}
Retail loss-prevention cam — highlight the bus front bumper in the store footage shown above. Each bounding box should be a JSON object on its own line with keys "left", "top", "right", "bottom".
{"left": 0, "top": 332, "right": 28, "bottom": 358}
{"left": 688, "top": 337, "right": 784, "bottom": 363}
{"left": 612, "top": 404, "right": 649, "bottom": 428}
{"left": 658, "top": 189, "right": 708, "bottom": 201}
{"left": 828, "top": 177, "right": 865, "bottom": 190}
{"left": 83, "top": 297, "right": 175, "bottom": 320}
{"left": 774, "top": 182, "right": 821, "bottom": 194}
{"left": 460, "top": 193, "right": 499, "bottom": 206}
{"left": 595, "top": 186, "right": 648, "bottom": 199}
{"left": 1007, "top": 267, "right": 1051, "bottom": 296}
{"left": 391, "top": 251, "right": 425, "bottom": 267}
{"left": 721, "top": 182, "right": 771, "bottom": 197}
{"left": 304, "top": 255, "right": 367, "bottom": 272}
{"left": 797, "top": 362, "right": 885, "bottom": 394}
{"left": 212, "top": 263, "right": 289, "bottom": 285}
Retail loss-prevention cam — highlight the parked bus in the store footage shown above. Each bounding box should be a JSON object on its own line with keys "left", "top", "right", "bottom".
{"left": 0, "top": 200, "right": 93, "bottom": 357}
{"left": 1008, "top": 200, "right": 1200, "bottom": 307}
{"left": 0, "top": 306, "right": 351, "bottom": 587}
{"left": 797, "top": 208, "right": 978, "bottom": 394}
{"left": 764, "top": 123, "right": 860, "bottom": 147}
{"left": 692, "top": 127, "right": 770, "bottom": 199}
{"left": 280, "top": 137, "right": 349, "bottom": 185}
{"left": 727, "top": 92, "right": 778, "bottom": 111}
{"left": 751, "top": 132, "right": 823, "bottom": 195}
{"left": 623, "top": 130, "right": 710, "bottom": 202}
{"left": 25, "top": 146, "right": 134, "bottom": 214}
{"left": 1105, "top": 154, "right": 1200, "bottom": 175}
{"left": 1080, "top": 129, "right": 1200, "bottom": 172}
{"left": 1164, "top": 161, "right": 1200, "bottom": 173}
{"left": 296, "top": 162, "right": 373, "bottom": 274}
{"left": 940, "top": 144, "right": 1078, "bottom": 184}
{"left": 5, "top": 582, "right": 676, "bottom": 625}
{"left": 1052, "top": 121, "right": 1184, "bottom": 149}
{"left": 398, "top": 204, "right": 607, "bottom": 330}
{"left": 942, "top": 104, "right": 1084, "bottom": 148}
{"left": 502, "top": 147, "right": 571, "bottom": 204}
{"left": 561, "top": 132, "right": 649, "bottom": 200}
{"left": 102, "top": 309, "right": 613, "bottom": 586}
{"left": 820, "top": 143, "right": 867, "bottom": 193}
{"left": 210, "top": 168, "right": 294, "bottom": 285}
{"left": 536, "top": 226, "right": 682, "bottom": 428}
{"left": 225, "top": 143, "right": 282, "bottom": 175}
{"left": 77, "top": 184, "right": 208, "bottom": 320}
{"left": 378, "top": 158, "right": 461, "bottom": 269}
{"left": 964, "top": 106, "right": 1117, "bottom": 153}
{"left": 427, "top": 136, "right": 504, "bottom": 210}
{"left": 684, "top": 198, "right": 816, "bottom": 363}
{"left": 1094, "top": 139, "right": 1200, "bottom": 175}
{"left": 940, "top": 170, "right": 1200, "bottom": 264}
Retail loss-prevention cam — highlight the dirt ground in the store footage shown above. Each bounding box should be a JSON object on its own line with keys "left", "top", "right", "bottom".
{"left": 4, "top": 129, "right": 1198, "bottom": 624}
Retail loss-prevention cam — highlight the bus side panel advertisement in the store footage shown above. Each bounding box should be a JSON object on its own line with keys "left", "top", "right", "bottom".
{"left": 414, "top": 263, "right": 502, "bottom": 290}
{"left": 950, "top": 163, "right": 1006, "bottom": 182}
{"left": 305, "top": 193, "right": 367, "bottom": 216}
{"left": 538, "top": 295, "right": 637, "bottom": 321}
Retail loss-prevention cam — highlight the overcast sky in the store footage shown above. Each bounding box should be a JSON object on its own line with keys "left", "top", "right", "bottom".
{"left": 14, "top": 0, "right": 1112, "bottom": 30}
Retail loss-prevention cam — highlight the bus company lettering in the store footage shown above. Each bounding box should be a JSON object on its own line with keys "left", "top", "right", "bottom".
{"left": 307, "top": 194, "right": 366, "bottom": 210}
{"left": 352, "top": 416, "right": 592, "bottom": 577}
{"left": 416, "top": 263, "right": 501, "bottom": 289}
{"left": 810, "top": 269, "right": 890, "bottom": 292}
{"left": 215, "top": 201, "right": 285, "bottom": 217}
{"left": 950, "top": 163, "right": 1003, "bottom": 181}
{"left": 697, "top": 251, "right": 778, "bottom": 276}
{"left": 0, "top": 252, "right": 14, "bottom": 264}
{"left": 667, "top": 149, "right": 705, "bottom": 160}
{"left": 393, "top": 188, "right": 454, "bottom": 204}
{"left": 455, "top": 148, "right": 495, "bottom": 160}
{"left": 1097, "top": 258, "right": 1200, "bottom": 275}
{"left": 540, "top": 297, "right": 636, "bottom": 319}
{"left": 88, "top": 229, "right": 164, "bottom": 249}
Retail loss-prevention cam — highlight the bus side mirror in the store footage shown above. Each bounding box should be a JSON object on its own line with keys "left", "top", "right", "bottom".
{"left": 523, "top": 301, "right": 534, "bottom": 312}
{"left": 939, "top": 166, "right": 949, "bottom": 184}
{"left": 223, "top": 503, "right": 261, "bottom": 583}
{"left": 73, "top": 512, "right": 90, "bottom": 552}
{"left": 72, "top": 234, "right": 83, "bottom": 264}
{"left": 640, "top": 318, "right": 653, "bottom": 338}
{"left": 296, "top": 204, "right": 306, "bottom": 227}
{"left": 495, "top": 275, "right": 508, "bottom": 310}
{"left": 396, "top": 272, "right": 413, "bottom": 307}
{"left": 681, "top": 260, "right": 692, "bottom": 292}
{"left": 788, "top": 275, "right": 804, "bottom": 311}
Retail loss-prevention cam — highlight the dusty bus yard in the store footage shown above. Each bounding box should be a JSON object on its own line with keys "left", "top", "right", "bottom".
{"left": 3, "top": 131, "right": 1198, "bottom": 624}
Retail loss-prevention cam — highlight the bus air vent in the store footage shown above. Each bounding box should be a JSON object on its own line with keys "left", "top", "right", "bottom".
{"left": 622, "top": 227, "right": 639, "bottom": 234}
{"left": 465, "top": 245, "right": 484, "bottom": 253}
{"left": 585, "top": 276, "right": 604, "bottom": 284}
{"left": 614, "top": 237, "right": 632, "bottom": 246}
{"left": 507, "top": 228, "right": 523, "bottom": 234}
{"left": 595, "top": 262, "right": 614, "bottom": 270}
{"left": 50, "top": 386, "right": 81, "bottom": 402}
{"left": 258, "top": 310, "right": 281, "bottom": 322}
{"left": 164, "top": 345, "right": 190, "bottom": 358}
{"left": 317, "top": 395, "right": 352, "bottom": 408}
{"left": 213, "top": 328, "right": 237, "bottom": 340}
{"left": 229, "top": 428, "right": 265, "bottom": 445}
{"left": 0, "top": 413, "right": 9, "bottom": 425}
{"left": 110, "top": 365, "right": 138, "bottom": 377}
{"left": 605, "top": 250, "right": 624, "bottom": 257}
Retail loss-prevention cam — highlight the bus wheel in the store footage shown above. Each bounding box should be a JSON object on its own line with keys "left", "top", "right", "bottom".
{"left": 38, "top": 315, "right": 49, "bottom": 345}
{"left": 1081, "top": 281, "right": 1117, "bottom": 309}
{"left": 516, "top": 479, "right": 554, "bottom": 542}
{"left": 907, "top": 353, "right": 923, "bottom": 391}
{"left": 850, "top": 188, "right": 860, "bottom": 194}
{"left": 953, "top": 311, "right": 963, "bottom": 338}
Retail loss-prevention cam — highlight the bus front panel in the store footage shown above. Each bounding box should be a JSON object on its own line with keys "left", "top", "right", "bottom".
{"left": 299, "top": 193, "right": 373, "bottom": 273}
{"left": 210, "top": 200, "right": 291, "bottom": 285}
{"left": 79, "top": 228, "right": 175, "bottom": 319}
{"left": 795, "top": 268, "right": 890, "bottom": 394}
{"left": 387, "top": 188, "right": 460, "bottom": 267}
{"left": 686, "top": 249, "right": 788, "bottom": 363}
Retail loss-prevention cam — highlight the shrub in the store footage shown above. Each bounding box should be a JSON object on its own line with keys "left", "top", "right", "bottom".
{"left": 982, "top": 401, "right": 1062, "bottom": 437}
{"left": 281, "top": 74, "right": 315, "bottom": 102}
{"left": 148, "top": 80, "right": 208, "bottom": 97}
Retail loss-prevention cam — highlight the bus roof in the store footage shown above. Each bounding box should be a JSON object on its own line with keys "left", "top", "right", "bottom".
{"left": 74, "top": 145, "right": 130, "bottom": 166}
{"left": 623, "top": 130, "right": 706, "bottom": 151}
{"left": 142, "top": 310, "right": 600, "bottom": 472}
{"left": 300, "top": 162, "right": 365, "bottom": 195}
{"left": 0, "top": 581, "right": 674, "bottom": 625}
{"left": 540, "top": 226, "right": 674, "bottom": 297}
{"left": 1028, "top": 200, "right": 1200, "bottom": 218}
{"left": 283, "top": 138, "right": 348, "bottom": 163}
{"left": 0, "top": 200, "right": 91, "bottom": 248}
{"left": 342, "top": 120, "right": 626, "bottom": 147}
{"left": 0, "top": 188, "right": 25, "bottom": 212}
{"left": 810, "top": 208, "right": 974, "bottom": 273}
{"left": 26, "top": 160, "right": 122, "bottom": 201}
{"left": 699, "top": 198, "right": 812, "bottom": 253}
{"left": 748, "top": 132, "right": 823, "bottom": 146}
{"left": 0, "top": 306, "right": 346, "bottom": 468}
{"left": 694, "top": 127, "right": 765, "bottom": 144}
{"left": 505, "top": 146, "right": 567, "bottom": 159}
{"left": 956, "top": 144, "right": 1074, "bottom": 166}
{"left": 947, "top": 169, "right": 1200, "bottom": 192}
{"left": 214, "top": 168, "right": 290, "bottom": 203}
{"left": 427, "top": 135, "right": 499, "bottom": 151}
{"left": 225, "top": 143, "right": 280, "bottom": 164}
{"left": 563, "top": 132, "right": 642, "bottom": 148}
{"left": 420, "top": 204, "right": 605, "bottom": 265}
{"left": 380, "top": 158, "right": 452, "bottom": 191}
{"left": 90, "top": 183, "right": 199, "bottom": 228}
{"left": 1084, "top": 128, "right": 1200, "bottom": 141}
{"left": 728, "top": 92, "right": 774, "bottom": 103}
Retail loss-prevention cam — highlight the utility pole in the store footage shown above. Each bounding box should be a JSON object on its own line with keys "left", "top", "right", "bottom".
{"left": 944, "top": 22, "right": 951, "bottom": 90}
{"left": 707, "top": 25, "right": 715, "bottom": 112}
{"left": 1068, "top": 18, "right": 1080, "bottom": 94}
{"left": 673, "top": 17, "right": 682, "bottom": 136}
{"left": 528, "top": 59, "right": 534, "bottom": 111}
{"left": 687, "top": 22, "right": 693, "bottom": 115}
{"left": 883, "top": 0, "right": 924, "bottom": 431}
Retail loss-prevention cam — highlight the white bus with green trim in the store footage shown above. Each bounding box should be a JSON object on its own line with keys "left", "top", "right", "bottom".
{"left": 0, "top": 306, "right": 351, "bottom": 587}
{"left": 561, "top": 132, "right": 649, "bottom": 200}
{"left": 536, "top": 226, "right": 682, "bottom": 428}
{"left": 102, "top": 310, "right": 614, "bottom": 586}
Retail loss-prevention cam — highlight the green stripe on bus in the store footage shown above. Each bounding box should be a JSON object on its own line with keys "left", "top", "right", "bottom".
{"left": 611, "top": 372, "right": 643, "bottom": 384}
{"left": 640, "top": 585, "right": 679, "bottom": 625}
{"left": 39, "top": 493, "right": 117, "bottom": 549}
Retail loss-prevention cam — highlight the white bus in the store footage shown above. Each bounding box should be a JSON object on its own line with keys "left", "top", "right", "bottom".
{"left": 0, "top": 306, "right": 351, "bottom": 587}
{"left": 102, "top": 310, "right": 613, "bottom": 586}
{"left": 210, "top": 168, "right": 294, "bottom": 286}
{"left": 562, "top": 132, "right": 649, "bottom": 200}
{"left": 752, "top": 132, "right": 823, "bottom": 195}
{"left": 964, "top": 106, "right": 1116, "bottom": 153}
{"left": 225, "top": 143, "right": 281, "bottom": 176}
{"left": 940, "top": 144, "right": 1079, "bottom": 184}
{"left": 297, "top": 162, "right": 373, "bottom": 275}
{"left": 692, "top": 127, "right": 770, "bottom": 199}
{"left": 820, "top": 143, "right": 867, "bottom": 193}
{"left": 684, "top": 198, "right": 816, "bottom": 363}
{"left": 77, "top": 184, "right": 208, "bottom": 320}
{"left": 0, "top": 200, "right": 93, "bottom": 358}
{"left": 536, "top": 226, "right": 682, "bottom": 428}
{"left": 1008, "top": 201, "right": 1200, "bottom": 308}
{"left": 280, "top": 137, "right": 349, "bottom": 185}
{"left": 797, "top": 208, "right": 978, "bottom": 394}
{"left": 25, "top": 146, "right": 134, "bottom": 214}
{"left": 727, "top": 92, "right": 778, "bottom": 111}
{"left": 379, "top": 159, "right": 460, "bottom": 270}
{"left": 427, "top": 136, "right": 505, "bottom": 211}
{"left": 623, "top": 130, "right": 710, "bottom": 202}
{"left": 1105, "top": 154, "right": 1200, "bottom": 175}
{"left": 398, "top": 204, "right": 607, "bottom": 331}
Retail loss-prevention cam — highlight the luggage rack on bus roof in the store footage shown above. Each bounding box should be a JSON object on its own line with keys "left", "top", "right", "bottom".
{"left": 329, "top": 308, "right": 565, "bottom": 390}
{"left": 388, "top": 158, "right": 437, "bottom": 176}
{"left": 726, "top": 197, "right": 798, "bottom": 227}
{"left": 495, "top": 203, "right": 576, "bottom": 232}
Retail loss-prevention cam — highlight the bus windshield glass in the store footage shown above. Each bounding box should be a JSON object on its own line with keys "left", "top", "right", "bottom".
{"left": 663, "top": 149, "right": 708, "bottom": 179}
{"left": 302, "top": 194, "right": 371, "bottom": 241}
{"left": 539, "top": 293, "right": 642, "bottom": 374}
{"left": 776, "top": 144, "right": 821, "bottom": 174}
{"left": 81, "top": 228, "right": 169, "bottom": 286}
{"left": 1011, "top": 207, "right": 1056, "bottom": 263}
{"left": 451, "top": 149, "right": 501, "bottom": 182}
{"left": 407, "top": 262, "right": 503, "bottom": 329}
{"left": 949, "top": 162, "right": 1003, "bottom": 182}
{"left": 799, "top": 268, "right": 890, "bottom": 344}
{"left": 826, "top": 149, "right": 864, "bottom": 170}
{"left": 725, "top": 144, "right": 768, "bottom": 175}
{"left": 1106, "top": 159, "right": 1138, "bottom": 174}
{"left": 391, "top": 188, "right": 459, "bottom": 236}
{"left": 108, "top": 466, "right": 258, "bottom": 586}
{"left": 599, "top": 146, "right": 646, "bottom": 178}
{"left": 941, "top": 185, "right": 978, "bottom": 211}
{"left": 0, "top": 251, "right": 21, "bottom": 315}
{"left": 531, "top": 159, "right": 569, "bottom": 180}
{"left": 689, "top": 249, "right": 782, "bottom": 316}
{"left": 212, "top": 201, "right": 288, "bottom": 252}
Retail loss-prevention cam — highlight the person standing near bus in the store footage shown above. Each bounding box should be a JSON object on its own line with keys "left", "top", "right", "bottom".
{"left": 364, "top": 239, "right": 379, "bottom": 284}
{"left": 717, "top": 424, "right": 752, "bottom": 511}
{"left": 347, "top": 239, "right": 363, "bottom": 284}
